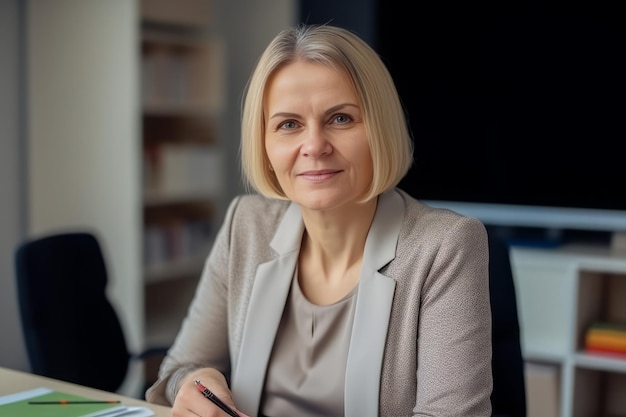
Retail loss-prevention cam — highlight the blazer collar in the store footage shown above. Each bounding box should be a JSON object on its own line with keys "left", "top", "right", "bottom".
{"left": 233, "top": 190, "right": 404, "bottom": 417}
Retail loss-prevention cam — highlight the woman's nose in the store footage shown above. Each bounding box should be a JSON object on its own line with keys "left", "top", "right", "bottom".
{"left": 300, "top": 126, "right": 332, "bottom": 157}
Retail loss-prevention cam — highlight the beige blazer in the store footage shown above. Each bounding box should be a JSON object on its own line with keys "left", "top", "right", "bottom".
{"left": 146, "top": 188, "right": 493, "bottom": 417}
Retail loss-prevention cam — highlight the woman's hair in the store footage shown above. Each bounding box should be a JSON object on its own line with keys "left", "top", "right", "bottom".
{"left": 240, "top": 24, "right": 413, "bottom": 202}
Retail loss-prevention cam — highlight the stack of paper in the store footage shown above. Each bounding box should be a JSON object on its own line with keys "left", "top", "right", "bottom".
{"left": 0, "top": 387, "right": 154, "bottom": 417}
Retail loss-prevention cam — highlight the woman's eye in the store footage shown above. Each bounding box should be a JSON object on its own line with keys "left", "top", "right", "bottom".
{"left": 278, "top": 120, "right": 297, "bottom": 130}
{"left": 333, "top": 114, "right": 352, "bottom": 125}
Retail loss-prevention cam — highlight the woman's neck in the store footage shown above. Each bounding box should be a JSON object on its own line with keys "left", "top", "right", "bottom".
{"left": 302, "top": 198, "right": 377, "bottom": 256}
{"left": 297, "top": 198, "right": 377, "bottom": 302}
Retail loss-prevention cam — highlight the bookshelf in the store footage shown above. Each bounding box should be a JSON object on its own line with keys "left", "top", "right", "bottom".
{"left": 511, "top": 244, "right": 626, "bottom": 417}
{"left": 139, "top": 0, "right": 225, "bottom": 363}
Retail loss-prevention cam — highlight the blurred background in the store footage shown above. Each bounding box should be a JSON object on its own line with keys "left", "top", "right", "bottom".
{"left": 2, "top": 1, "right": 625, "bottom": 415}
{"left": 0, "top": 0, "right": 299, "bottom": 390}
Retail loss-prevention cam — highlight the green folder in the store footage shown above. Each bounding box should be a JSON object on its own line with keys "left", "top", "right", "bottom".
{"left": 0, "top": 387, "right": 125, "bottom": 417}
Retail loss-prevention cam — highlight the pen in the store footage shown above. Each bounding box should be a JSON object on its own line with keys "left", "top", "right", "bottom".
{"left": 29, "top": 400, "right": 121, "bottom": 405}
{"left": 194, "top": 379, "right": 240, "bottom": 417}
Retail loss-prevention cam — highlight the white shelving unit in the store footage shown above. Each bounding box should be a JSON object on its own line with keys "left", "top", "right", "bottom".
{"left": 511, "top": 244, "right": 626, "bottom": 417}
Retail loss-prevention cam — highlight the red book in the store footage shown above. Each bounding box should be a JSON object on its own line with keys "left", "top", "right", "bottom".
{"left": 585, "top": 346, "right": 626, "bottom": 358}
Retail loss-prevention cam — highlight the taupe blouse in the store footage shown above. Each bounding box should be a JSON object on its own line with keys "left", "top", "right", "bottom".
{"left": 261, "top": 270, "right": 357, "bottom": 417}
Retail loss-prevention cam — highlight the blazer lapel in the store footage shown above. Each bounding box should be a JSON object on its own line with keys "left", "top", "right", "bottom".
{"left": 345, "top": 189, "right": 404, "bottom": 417}
{"left": 232, "top": 202, "right": 304, "bottom": 415}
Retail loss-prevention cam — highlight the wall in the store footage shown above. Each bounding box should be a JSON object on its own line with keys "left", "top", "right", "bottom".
{"left": 213, "top": 0, "right": 297, "bottom": 207}
{"left": 0, "top": 0, "right": 28, "bottom": 371}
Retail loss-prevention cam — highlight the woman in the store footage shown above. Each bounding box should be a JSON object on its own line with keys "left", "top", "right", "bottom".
{"left": 146, "top": 24, "right": 492, "bottom": 417}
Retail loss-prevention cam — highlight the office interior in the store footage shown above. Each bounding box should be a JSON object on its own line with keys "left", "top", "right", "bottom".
{"left": 1, "top": 1, "right": 625, "bottom": 416}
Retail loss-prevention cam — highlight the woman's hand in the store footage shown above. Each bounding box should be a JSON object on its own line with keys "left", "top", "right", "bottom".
{"left": 170, "top": 367, "right": 251, "bottom": 417}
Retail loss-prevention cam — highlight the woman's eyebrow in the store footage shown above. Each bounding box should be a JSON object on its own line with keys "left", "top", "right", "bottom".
{"left": 268, "top": 111, "right": 300, "bottom": 121}
{"left": 268, "top": 103, "right": 359, "bottom": 121}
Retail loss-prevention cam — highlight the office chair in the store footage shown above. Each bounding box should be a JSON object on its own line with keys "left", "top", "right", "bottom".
{"left": 486, "top": 225, "right": 527, "bottom": 417}
{"left": 14, "top": 231, "right": 167, "bottom": 395}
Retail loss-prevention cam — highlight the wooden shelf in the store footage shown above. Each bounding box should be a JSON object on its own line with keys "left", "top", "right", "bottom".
{"left": 143, "top": 190, "right": 220, "bottom": 207}
{"left": 144, "top": 250, "right": 210, "bottom": 284}
{"left": 140, "top": 0, "right": 213, "bottom": 28}
{"left": 141, "top": 35, "right": 224, "bottom": 114}
{"left": 144, "top": 275, "right": 200, "bottom": 348}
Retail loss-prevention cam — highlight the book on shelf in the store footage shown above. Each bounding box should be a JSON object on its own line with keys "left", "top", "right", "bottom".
{"left": 0, "top": 387, "right": 154, "bottom": 417}
{"left": 143, "top": 143, "right": 224, "bottom": 200}
{"left": 584, "top": 321, "right": 626, "bottom": 357}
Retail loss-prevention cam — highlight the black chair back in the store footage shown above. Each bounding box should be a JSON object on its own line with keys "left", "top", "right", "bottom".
{"left": 15, "top": 231, "right": 130, "bottom": 393}
{"left": 487, "top": 225, "right": 527, "bottom": 417}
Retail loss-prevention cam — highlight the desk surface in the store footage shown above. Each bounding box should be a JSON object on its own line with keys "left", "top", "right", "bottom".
{"left": 0, "top": 367, "right": 171, "bottom": 416}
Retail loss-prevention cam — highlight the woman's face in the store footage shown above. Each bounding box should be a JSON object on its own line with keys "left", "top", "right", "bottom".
{"left": 263, "top": 61, "right": 373, "bottom": 212}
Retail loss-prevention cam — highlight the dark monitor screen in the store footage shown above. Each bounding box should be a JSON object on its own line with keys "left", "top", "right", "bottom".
{"left": 377, "top": 4, "right": 624, "bottom": 208}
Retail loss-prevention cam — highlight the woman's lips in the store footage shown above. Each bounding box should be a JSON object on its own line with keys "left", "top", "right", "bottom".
{"left": 298, "top": 169, "right": 342, "bottom": 182}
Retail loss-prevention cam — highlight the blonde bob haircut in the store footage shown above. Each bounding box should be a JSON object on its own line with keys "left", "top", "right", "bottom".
{"left": 240, "top": 24, "right": 413, "bottom": 203}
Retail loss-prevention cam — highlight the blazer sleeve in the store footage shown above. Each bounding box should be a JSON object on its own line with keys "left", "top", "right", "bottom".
{"left": 414, "top": 215, "right": 492, "bottom": 416}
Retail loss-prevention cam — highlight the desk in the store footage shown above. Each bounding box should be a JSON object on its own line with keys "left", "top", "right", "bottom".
{"left": 0, "top": 367, "right": 171, "bottom": 416}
